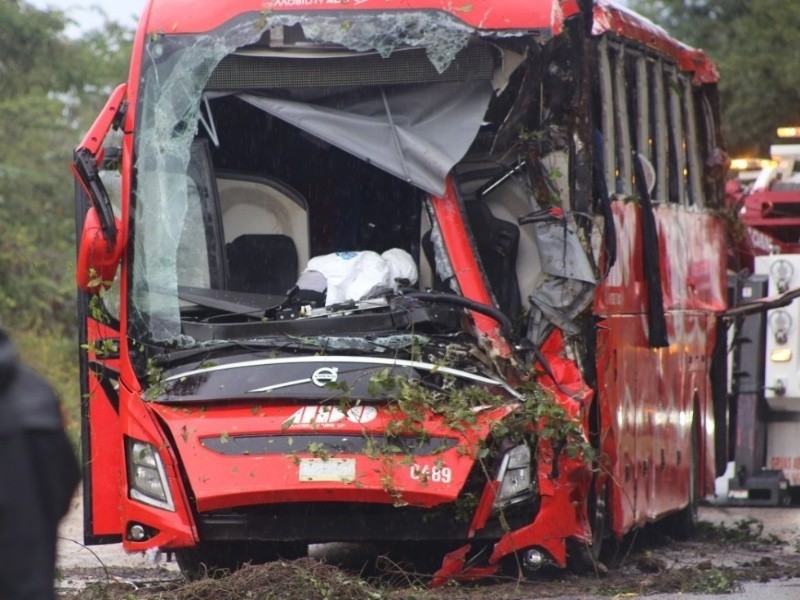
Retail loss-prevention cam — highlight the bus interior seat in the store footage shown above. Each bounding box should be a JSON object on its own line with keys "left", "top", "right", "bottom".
{"left": 420, "top": 200, "right": 522, "bottom": 318}
{"left": 452, "top": 158, "right": 546, "bottom": 321}
{"left": 226, "top": 233, "right": 299, "bottom": 296}
{"left": 217, "top": 175, "right": 310, "bottom": 272}
{"left": 464, "top": 201, "right": 522, "bottom": 319}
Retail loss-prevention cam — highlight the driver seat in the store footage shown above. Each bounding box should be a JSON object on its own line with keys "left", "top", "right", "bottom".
{"left": 226, "top": 234, "right": 299, "bottom": 296}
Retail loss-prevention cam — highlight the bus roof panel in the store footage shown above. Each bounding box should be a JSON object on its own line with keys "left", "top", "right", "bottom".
{"left": 592, "top": 0, "right": 719, "bottom": 83}
{"left": 141, "top": 0, "right": 567, "bottom": 35}
{"left": 138, "top": 0, "right": 716, "bottom": 82}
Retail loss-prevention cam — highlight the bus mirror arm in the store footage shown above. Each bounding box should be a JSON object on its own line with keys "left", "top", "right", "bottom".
{"left": 74, "top": 83, "right": 128, "bottom": 293}
{"left": 73, "top": 83, "right": 128, "bottom": 247}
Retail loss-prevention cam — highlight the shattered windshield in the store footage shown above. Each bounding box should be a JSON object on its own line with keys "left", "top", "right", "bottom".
{"left": 129, "top": 11, "right": 493, "bottom": 346}
{"left": 129, "top": 9, "right": 598, "bottom": 352}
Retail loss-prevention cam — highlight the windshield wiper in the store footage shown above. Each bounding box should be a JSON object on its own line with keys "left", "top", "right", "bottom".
{"left": 178, "top": 286, "right": 287, "bottom": 318}
{"left": 401, "top": 291, "right": 513, "bottom": 337}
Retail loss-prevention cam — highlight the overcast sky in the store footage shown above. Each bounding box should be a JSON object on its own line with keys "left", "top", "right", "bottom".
{"left": 28, "top": 0, "right": 144, "bottom": 35}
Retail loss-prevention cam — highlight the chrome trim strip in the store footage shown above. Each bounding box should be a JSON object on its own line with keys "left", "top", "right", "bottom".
{"left": 164, "top": 355, "right": 520, "bottom": 397}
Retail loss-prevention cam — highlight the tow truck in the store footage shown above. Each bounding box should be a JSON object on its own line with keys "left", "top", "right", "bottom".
{"left": 726, "top": 128, "right": 800, "bottom": 506}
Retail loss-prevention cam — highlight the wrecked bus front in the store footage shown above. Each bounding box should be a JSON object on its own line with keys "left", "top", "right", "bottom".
{"left": 74, "top": 0, "right": 727, "bottom": 583}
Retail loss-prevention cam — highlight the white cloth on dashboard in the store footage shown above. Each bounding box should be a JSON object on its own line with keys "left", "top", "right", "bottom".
{"left": 304, "top": 249, "right": 418, "bottom": 306}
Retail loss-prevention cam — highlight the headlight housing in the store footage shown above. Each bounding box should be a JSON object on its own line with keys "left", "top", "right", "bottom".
{"left": 126, "top": 438, "right": 175, "bottom": 511}
{"left": 494, "top": 443, "right": 534, "bottom": 508}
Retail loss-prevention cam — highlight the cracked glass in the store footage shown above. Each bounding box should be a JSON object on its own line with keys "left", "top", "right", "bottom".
{"left": 130, "top": 11, "right": 484, "bottom": 344}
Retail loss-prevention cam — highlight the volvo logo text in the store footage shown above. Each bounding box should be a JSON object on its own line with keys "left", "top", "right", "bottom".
{"left": 311, "top": 367, "right": 339, "bottom": 387}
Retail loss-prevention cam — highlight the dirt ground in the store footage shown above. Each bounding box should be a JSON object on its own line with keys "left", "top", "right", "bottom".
{"left": 56, "top": 494, "right": 800, "bottom": 599}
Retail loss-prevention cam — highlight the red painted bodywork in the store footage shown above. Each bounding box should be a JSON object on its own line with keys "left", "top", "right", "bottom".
{"left": 736, "top": 188, "right": 800, "bottom": 265}
{"left": 75, "top": 0, "right": 727, "bottom": 581}
{"left": 150, "top": 402, "right": 513, "bottom": 512}
{"left": 81, "top": 321, "right": 123, "bottom": 540}
{"left": 595, "top": 201, "right": 727, "bottom": 537}
{"left": 430, "top": 182, "right": 510, "bottom": 356}
{"left": 75, "top": 207, "right": 124, "bottom": 292}
{"left": 141, "top": 0, "right": 564, "bottom": 36}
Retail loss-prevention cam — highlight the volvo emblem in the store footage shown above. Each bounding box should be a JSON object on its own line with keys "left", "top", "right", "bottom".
{"left": 311, "top": 367, "right": 339, "bottom": 387}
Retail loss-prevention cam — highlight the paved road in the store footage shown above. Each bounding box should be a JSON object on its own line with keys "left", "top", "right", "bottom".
{"left": 652, "top": 503, "right": 800, "bottom": 599}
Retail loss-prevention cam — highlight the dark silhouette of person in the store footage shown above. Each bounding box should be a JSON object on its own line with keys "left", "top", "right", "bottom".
{"left": 0, "top": 329, "right": 80, "bottom": 599}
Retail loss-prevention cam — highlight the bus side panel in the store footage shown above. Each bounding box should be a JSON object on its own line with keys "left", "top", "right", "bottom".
{"left": 85, "top": 364, "right": 124, "bottom": 539}
{"left": 597, "top": 201, "right": 726, "bottom": 532}
{"left": 646, "top": 314, "right": 707, "bottom": 520}
{"left": 599, "top": 315, "right": 716, "bottom": 533}
{"left": 597, "top": 315, "right": 640, "bottom": 538}
{"left": 658, "top": 205, "right": 727, "bottom": 502}
{"left": 595, "top": 202, "right": 649, "bottom": 536}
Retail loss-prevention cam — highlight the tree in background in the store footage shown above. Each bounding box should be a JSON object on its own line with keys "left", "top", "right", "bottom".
{"left": 0, "top": 0, "right": 132, "bottom": 436}
{"left": 632, "top": 0, "right": 800, "bottom": 156}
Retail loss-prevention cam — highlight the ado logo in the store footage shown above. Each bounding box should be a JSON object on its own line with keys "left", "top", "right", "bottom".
{"left": 283, "top": 405, "right": 378, "bottom": 427}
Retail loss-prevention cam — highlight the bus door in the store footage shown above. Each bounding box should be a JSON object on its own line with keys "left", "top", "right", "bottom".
{"left": 74, "top": 86, "right": 127, "bottom": 543}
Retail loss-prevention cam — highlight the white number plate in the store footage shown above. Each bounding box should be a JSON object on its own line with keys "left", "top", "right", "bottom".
{"left": 410, "top": 464, "right": 452, "bottom": 484}
{"left": 728, "top": 489, "right": 748, "bottom": 500}
{"left": 299, "top": 458, "right": 356, "bottom": 482}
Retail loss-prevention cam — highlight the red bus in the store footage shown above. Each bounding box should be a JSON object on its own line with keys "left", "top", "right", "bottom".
{"left": 74, "top": 0, "right": 729, "bottom": 580}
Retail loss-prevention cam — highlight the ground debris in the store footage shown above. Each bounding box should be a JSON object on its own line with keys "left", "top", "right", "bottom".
{"left": 635, "top": 553, "right": 666, "bottom": 573}
{"left": 59, "top": 559, "right": 393, "bottom": 600}
{"left": 57, "top": 510, "right": 800, "bottom": 600}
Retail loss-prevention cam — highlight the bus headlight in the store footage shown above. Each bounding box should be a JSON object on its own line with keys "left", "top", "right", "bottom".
{"left": 494, "top": 443, "right": 533, "bottom": 508}
{"left": 126, "top": 439, "right": 175, "bottom": 511}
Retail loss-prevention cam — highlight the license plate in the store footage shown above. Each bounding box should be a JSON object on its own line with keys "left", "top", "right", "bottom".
{"left": 728, "top": 489, "right": 748, "bottom": 500}
{"left": 299, "top": 458, "right": 356, "bottom": 482}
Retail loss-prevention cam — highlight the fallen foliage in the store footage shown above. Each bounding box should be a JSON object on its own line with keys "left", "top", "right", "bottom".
{"left": 57, "top": 515, "right": 800, "bottom": 600}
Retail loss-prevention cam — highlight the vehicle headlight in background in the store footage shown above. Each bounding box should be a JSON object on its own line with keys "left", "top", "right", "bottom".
{"left": 494, "top": 443, "right": 534, "bottom": 508}
{"left": 126, "top": 439, "right": 175, "bottom": 511}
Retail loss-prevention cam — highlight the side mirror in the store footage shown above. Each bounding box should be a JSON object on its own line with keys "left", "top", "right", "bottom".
{"left": 76, "top": 206, "right": 124, "bottom": 292}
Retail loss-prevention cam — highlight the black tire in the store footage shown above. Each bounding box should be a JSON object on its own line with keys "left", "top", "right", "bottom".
{"left": 671, "top": 417, "right": 699, "bottom": 541}
{"left": 568, "top": 480, "right": 611, "bottom": 574}
{"left": 175, "top": 541, "right": 307, "bottom": 580}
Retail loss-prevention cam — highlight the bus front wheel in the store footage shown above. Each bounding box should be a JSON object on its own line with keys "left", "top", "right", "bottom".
{"left": 568, "top": 480, "right": 612, "bottom": 573}
{"left": 175, "top": 541, "right": 307, "bottom": 580}
{"left": 670, "top": 417, "right": 699, "bottom": 540}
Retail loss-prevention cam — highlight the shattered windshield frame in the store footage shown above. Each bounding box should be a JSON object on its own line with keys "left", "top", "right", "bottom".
{"left": 129, "top": 10, "right": 485, "bottom": 346}
{"left": 128, "top": 8, "right": 597, "bottom": 355}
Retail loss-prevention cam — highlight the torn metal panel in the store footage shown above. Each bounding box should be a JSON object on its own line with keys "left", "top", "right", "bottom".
{"left": 238, "top": 80, "right": 494, "bottom": 197}
{"left": 527, "top": 211, "right": 597, "bottom": 344}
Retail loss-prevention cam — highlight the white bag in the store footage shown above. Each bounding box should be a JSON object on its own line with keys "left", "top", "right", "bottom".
{"left": 382, "top": 248, "right": 418, "bottom": 289}
{"left": 306, "top": 251, "right": 390, "bottom": 305}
